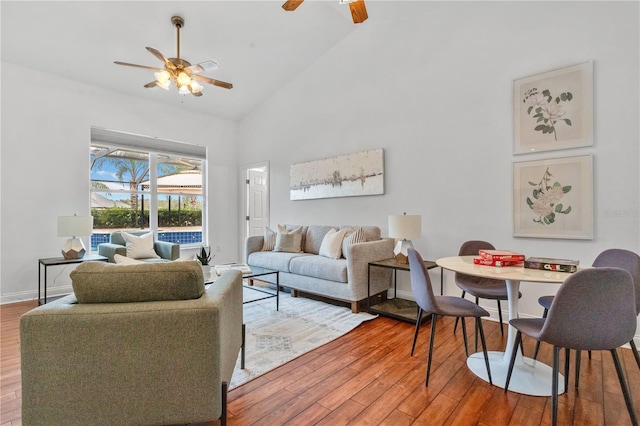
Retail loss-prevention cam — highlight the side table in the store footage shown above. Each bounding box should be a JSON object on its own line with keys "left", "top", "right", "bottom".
{"left": 38, "top": 255, "right": 108, "bottom": 304}
{"left": 367, "top": 258, "right": 442, "bottom": 324}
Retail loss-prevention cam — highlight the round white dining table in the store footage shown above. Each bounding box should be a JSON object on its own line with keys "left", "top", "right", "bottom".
{"left": 436, "top": 255, "right": 575, "bottom": 396}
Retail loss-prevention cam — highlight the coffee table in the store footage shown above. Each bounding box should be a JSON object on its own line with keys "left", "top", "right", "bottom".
{"left": 206, "top": 265, "right": 280, "bottom": 311}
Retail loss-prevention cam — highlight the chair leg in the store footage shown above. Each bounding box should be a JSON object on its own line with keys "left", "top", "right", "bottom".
{"left": 496, "top": 299, "right": 504, "bottom": 336}
{"left": 221, "top": 381, "right": 228, "bottom": 426}
{"left": 552, "top": 346, "right": 561, "bottom": 426}
{"left": 453, "top": 291, "right": 466, "bottom": 333}
{"left": 474, "top": 297, "right": 479, "bottom": 353}
{"left": 610, "top": 348, "right": 639, "bottom": 426}
{"left": 425, "top": 313, "right": 438, "bottom": 387}
{"left": 564, "top": 348, "right": 570, "bottom": 392}
{"left": 410, "top": 308, "right": 423, "bottom": 356}
{"left": 461, "top": 317, "right": 468, "bottom": 357}
{"left": 575, "top": 349, "right": 581, "bottom": 388}
{"left": 533, "top": 308, "right": 548, "bottom": 360}
{"left": 476, "top": 317, "right": 492, "bottom": 385}
{"left": 504, "top": 331, "right": 522, "bottom": 392}
{"left": 629, "top": 339, "right": 640, "bottom": 370}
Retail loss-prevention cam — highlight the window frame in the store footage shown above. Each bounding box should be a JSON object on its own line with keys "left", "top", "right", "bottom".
{"left": 90, "top": 127, "right": 207, "bottom": 251}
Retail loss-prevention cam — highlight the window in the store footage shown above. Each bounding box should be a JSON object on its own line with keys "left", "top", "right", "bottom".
{"left": 90, "top": 127, "right": 207, "bottom": 251}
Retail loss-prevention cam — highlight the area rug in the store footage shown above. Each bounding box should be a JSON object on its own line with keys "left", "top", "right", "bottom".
{"left": 229, "top": 288, "right": 377, "bottom": 389}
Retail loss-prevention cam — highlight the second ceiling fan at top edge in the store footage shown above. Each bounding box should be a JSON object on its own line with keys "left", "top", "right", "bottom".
{"left": 114, "top": 16, "right": 233, "bottom": 97}
{"left": 282, "top": 0, "right": 368, "bottom": 24}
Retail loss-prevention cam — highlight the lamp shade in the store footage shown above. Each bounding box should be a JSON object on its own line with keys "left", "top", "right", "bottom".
{"left": 57, "top": 215, "right": 93, "bottom": 237}
{"left": 388, "top": 214, "right": 422, "bottom": 240}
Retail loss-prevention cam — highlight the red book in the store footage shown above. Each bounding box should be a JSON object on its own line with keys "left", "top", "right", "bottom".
{"left": 473, "top": 257, "right": 522, "bottom": 267}
{"left": 478, "top": 249, "right": 525, "bottom": 262}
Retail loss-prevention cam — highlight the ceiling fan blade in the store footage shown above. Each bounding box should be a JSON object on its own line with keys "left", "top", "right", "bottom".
{"left": 193, "top": 75, "right": 233, "bottom": 90}
{"left": 144, "top": 81, "right": 159, "bottom": 88}
{"left": 114, "top": 61, "right": 163, "bottom": 72}
{"left": 349, "top": 0, "right": 368, "bottom": 24}
{"left": 187, "top": 60, "right": 220, "bottom": 74}
{"left": 146, "top": 47, "right": 176, "bottom": 70}
{"left": 191, "top": 90, "right": 203, "bottom": 97}
{"left": 282, "top": 0, "right": 304, "bottom": 11}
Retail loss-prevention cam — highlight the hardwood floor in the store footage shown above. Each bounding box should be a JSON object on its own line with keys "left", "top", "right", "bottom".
{"left": 2, "top": 300, "right": 639, "bottom": 425}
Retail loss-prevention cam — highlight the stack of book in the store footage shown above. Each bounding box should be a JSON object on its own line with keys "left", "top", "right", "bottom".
{"left": 524, "top": 257, "right": 579, "bottom": 273}
{"left": 214, "top": 263, "right": 253, "bottom": 276}
{"left": 473, "top": 249, "right": 525, "bottom": 267}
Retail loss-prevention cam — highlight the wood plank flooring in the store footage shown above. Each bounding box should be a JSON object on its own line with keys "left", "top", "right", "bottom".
{"left": 2, "top": 300, "right": 639, "bottom": 425}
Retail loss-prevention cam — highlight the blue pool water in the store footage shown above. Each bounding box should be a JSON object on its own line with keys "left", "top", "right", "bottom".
{"left": 91, "top": 231, "right": 202, "bottom": 250}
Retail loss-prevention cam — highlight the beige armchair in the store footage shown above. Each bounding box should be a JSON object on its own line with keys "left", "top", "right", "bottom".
{"left": 20, "top": 261, "right": 243, "bottom": 425}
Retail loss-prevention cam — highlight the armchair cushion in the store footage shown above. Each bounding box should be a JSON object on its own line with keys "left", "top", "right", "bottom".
{"left": 70, "top": 260, "right": 205, "bottom": 304}
{"left": 122, "top": 231, "right": 160, "bottom": 259}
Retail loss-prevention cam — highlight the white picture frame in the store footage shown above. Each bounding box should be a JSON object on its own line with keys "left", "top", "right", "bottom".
{"left": 514, "top": 62, "right": 593, "bottom": 154}
{"left": 513, "top": 154, "right": 593, "bottom": 239}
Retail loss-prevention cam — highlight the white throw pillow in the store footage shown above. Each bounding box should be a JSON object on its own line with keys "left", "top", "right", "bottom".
{"left": 122, "top": 232, "right": 160, "bottom": 260}
{"left": 262, "top": 226, "right": 276, "bottom": 251}
{"left": 114, "top": 254, "right": 144, "bottom": 264}
{"left": 319, "top": 228, "right": 348, "bottom": 259}
{"left": 274, "top": 225, "right": 303, "bottom": 253}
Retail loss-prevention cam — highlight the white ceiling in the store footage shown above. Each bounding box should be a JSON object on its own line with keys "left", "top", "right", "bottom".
{"left": 1, "top": 1, "right": 369, "bottom": 121}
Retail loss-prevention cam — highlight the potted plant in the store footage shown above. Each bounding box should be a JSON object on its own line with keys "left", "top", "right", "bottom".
{"left": 196, "top": 247, "right": 214, "bottom": 276}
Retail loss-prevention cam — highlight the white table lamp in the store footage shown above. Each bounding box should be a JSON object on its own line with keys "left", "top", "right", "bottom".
{"left": 58, "top": 215, "right": 93, "bottom": 259}
{"left": 388, "top": 213, "right": 422, "bottom": 264}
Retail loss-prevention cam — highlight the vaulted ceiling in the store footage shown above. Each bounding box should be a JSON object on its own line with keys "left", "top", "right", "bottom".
{"left": 1, "top": 1, "right": 371, "bottom": 121}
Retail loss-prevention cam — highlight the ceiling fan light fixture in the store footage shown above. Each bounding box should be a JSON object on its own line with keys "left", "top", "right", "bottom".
{"left": 177, "top": 71, "right": 191, "bottom": 86}
{"left": 178, "top": 85, "right": 191, "bottom": 95}
{"left": 190, "top": 81, "right": 203, "bottom": 93}
{"left": 154, "top": 70, "right": 171, "bottom": 84}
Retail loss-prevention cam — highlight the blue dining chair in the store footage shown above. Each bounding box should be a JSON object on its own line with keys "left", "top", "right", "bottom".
{"left": 408, "top": 248, "right": 492, "bottom": 386}
{"left": 505, "top": 267, "right": 638, "bottom": 426}
{"left": 533, "top": 248, "right": 640, "bottom": 388}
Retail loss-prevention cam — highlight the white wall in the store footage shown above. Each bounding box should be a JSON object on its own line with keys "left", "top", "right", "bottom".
{"left": 238, "top": 1, "right": 640, "bottom": 327}
{"left": 1, "top": 62, "right": 240, "bottom": 303}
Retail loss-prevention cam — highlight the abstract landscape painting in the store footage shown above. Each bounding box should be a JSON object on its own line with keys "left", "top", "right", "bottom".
{"left": 290, "top": 149, "right": 384, "bottom": 200}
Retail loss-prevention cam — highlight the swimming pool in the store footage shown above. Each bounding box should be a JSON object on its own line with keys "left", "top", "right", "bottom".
{"left": 91, "top": 231, "right": 203, "bottom": 250}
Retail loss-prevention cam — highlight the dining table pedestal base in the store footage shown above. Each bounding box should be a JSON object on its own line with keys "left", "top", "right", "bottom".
{"left": 467, "top": 351, "right": 565, "bottom": 396}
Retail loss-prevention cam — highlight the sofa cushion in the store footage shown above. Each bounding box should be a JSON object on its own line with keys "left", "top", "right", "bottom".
{"left": 274, "top": 225, "right": 303, "bottom": 253}
{"left": 289, "top": 255, "right": 348, "bottom": 283}
{"left": 122, "top": 232, "right": 160, "bottom": 260}
{"left": 70, "top": 261, "right": 205, "bottom": 304}
{"left": 319, "top": 228, "right": 347, "bottom": 259}
{"left": 247, "top": 251, "right": 311, "bottom": 272}
{"left": 305, "top": 225, "right": 337, "bottom": 254}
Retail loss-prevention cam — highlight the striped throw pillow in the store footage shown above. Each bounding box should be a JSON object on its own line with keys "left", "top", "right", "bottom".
{"left": 261, "top": 226, "right": 276, "bottom": 251}
{"left": 342, "top": 227, "right": 366, "bottom": 258}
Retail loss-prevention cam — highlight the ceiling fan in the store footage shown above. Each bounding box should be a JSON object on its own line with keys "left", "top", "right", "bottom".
{"left": 282, "top": 0, "right": 368, "bottom": 24}
{"left": 114, "top": 16, "right": 232, "bottom": 97}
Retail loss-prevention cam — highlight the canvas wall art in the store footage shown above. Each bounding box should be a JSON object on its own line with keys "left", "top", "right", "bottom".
{"left": 514, "top": 62, "right": 593, "bottom": 154}
{"left": 290, "top": 149, "right": 384, "bottom": 201}
{"left": 513, "top": 154, "right": 593, "bottom": 239}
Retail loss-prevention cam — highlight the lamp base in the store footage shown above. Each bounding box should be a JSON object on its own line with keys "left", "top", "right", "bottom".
{"left": 393, "top": 239, "right": 414, "bottom": 265}
{"left": 61, "top": 237, "right": 86, "bottom": 260}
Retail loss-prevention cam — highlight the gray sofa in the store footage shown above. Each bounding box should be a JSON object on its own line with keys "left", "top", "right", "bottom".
{"left": 97, "top": 230, "right": 180, "bottom": 262}
{"left": 245, "top": 225, "right": 394, "bottom": 312}
{"left": 20, "top": 261, "right": 243, "bottom": 425}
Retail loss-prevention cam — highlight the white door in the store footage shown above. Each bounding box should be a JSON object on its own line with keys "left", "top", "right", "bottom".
{"left": 247, "top": 167, "right": 268, "bottom": 237}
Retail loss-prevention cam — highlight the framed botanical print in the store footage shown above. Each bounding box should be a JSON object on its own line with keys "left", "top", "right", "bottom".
{"left": 513, "top": 154, "right": 593, "bottom": 239}
{"left": 514, "top": 62, "right": 593, "bottom": 154}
